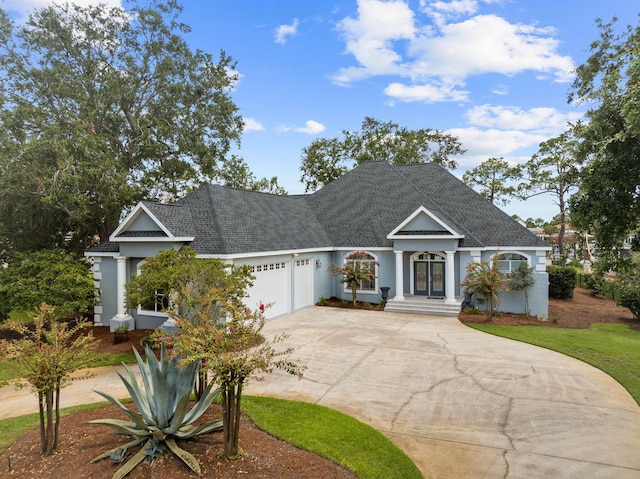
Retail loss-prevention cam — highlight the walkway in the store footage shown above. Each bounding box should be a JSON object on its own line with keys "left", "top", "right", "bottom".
{"left": 2, "top": 307, "right": 640, "bottom": 478}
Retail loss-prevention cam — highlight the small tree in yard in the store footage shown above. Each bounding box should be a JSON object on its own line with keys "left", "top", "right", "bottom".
{"left": 508, "top": 263, "right": 535, "bottom": 316}
{"left": 0, "top": 304, "right": 98, "bottom": 455}
{"left": 129, "top": 247, "right": 305, "bottom": 459}
{"left": 460, "top": 261, "right": 507, "bottom": 322}
{"left": 173, "top": 298, "right": 305, "bottom": 459}
{"left": 329, "top": 252, "right": 378, "bottom": 306}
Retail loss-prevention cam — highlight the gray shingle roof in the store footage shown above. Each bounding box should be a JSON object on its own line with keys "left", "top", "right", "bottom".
{"left": 142, "top": 202, "right": 195, "bottom": 238}
{"left": 88, "top": 161, "right": 547, "bottom": 255}
{"left": 175, "top": 185, "right": 331, "bottom": 255}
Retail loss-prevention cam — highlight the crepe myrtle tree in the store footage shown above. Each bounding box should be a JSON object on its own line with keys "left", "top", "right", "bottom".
{"left": 329, "top": 251, "right": 379, "bottom": 307}
{"left": 163, "top": 292, "right": 305, "bottom": 459}
{"left": 0, "top": 304, "right": 98, "bottom": 455}
{"left": 125, "top": 246, "right": 253, "bottom": 400}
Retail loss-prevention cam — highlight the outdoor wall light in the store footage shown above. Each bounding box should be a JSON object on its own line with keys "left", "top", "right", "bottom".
{"left": 316, "top": 259, "right": 322, "bottom": 268}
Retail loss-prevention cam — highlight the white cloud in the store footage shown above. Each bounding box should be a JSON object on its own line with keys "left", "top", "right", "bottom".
{"left": 277, "top": 120, "right": 326, "bottom": 135}
{"left": 448, "top": 126, "right": 547, "bottom": 166}
{"left": 384, "top": 81, "right": 469, "bottom": 103}
{"left": 274, "top": 18, "right": 299, "bottom": 45}
{"left": 410, "top": 15, "right": 573, "bottom": 81}
{"left": 465, "top": 104, "right": 582, "bottom": 134}
{"left": 331, "top": 0, "right": 416, "bottom": 85}
{"left": 294, "top": 120, "right": 326, "bottom": 134}
{"left": 332, "top": 1, "right": 575, "bottom": 103}
{"left": 243, "top": 117, "right": 264, "bottom": 132}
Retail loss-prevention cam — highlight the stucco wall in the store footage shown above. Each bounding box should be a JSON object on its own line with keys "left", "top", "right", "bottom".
{"left": 458, "top": 249, "right": 550, "bottom": 318}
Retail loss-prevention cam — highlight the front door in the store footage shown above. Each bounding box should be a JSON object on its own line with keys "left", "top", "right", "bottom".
{"left": 414, "top": 257, "right": 445, "bottom": 297}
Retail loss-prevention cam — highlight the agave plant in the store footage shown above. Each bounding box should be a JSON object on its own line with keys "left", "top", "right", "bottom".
{"left": 89, "top": 343, "right": 222, "bottom": 479}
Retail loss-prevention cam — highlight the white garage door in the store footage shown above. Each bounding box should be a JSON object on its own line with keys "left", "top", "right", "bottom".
{"left": 294, "top": 258, "right": 314, "bottom": 310}
{"left": 244, "top": 261, "right": 290, "bottom": 319}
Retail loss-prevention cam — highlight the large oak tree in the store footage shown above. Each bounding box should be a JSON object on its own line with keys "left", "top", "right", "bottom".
{"left": 0, "top": 1, "right": 269, "bottom": 254}
{"left": 299, "top": 117, "right": 465, "bottom": 192}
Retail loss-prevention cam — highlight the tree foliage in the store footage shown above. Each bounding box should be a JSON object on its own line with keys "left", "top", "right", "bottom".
{"left": 462, "top": 157, "right": 523, "bottom": 206}
{"left": 129, "top": 247, "right": 304, "bottom": 460}
{"left": 174, "top": 300, "right": 304, "bottom": 459}
{"left": 329, "top": 251, "right": 378, "bottom": 307}
{"left": 299, "top": 117, "right": 465, "bottom": 191}
{"left": 519, "top": 131, "right": 581, "bottom": 261}
{"left": 460, "top": 261, "right": 507, "bottom": 322}
{"left": 0, "top": 249, "right": 97, "bottom": 322}
{"left": 507, "top": 262, "right": 535, "bottom": 316}
{"left": 0, "top": 1, "right": 273, "bottom": 255}
{"left": 0, "top": 304, "right": 98, "bottom": 455}
{"left": 568, "top": 16, "right": 640, "bottom": 251}
{"left": 125, "top": 247, "right": 252, "bottom": 313}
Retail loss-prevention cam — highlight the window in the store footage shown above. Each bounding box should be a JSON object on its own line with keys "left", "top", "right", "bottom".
{"left": 136, "top": 259, "right": 169, "bottom": 315}
{"left": 140, "top": 289, "right": 169, "bottom": 313}
{"left": 493, "top": 253, "right": 528, "bottom": 274}
{"left": 344, "top": 251, "right": 378, "bottom": 293}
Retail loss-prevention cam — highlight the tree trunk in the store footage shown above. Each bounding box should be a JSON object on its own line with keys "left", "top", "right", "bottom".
{"left": 53, "top": 386, "right": 60, "bottom": 451}
{"left": 44, "top": 388, "right": 55, "bottom": 455}
{"left": 351, "top": 282, "right": 357, "bottom": 306}
{"left": 486, "top": 298, "right": 494, "bottom": 322}
{"left": 194, "top": 370, "right": 207, "bottom": 401}
{"left": 558, "top": 199, "right": 566, "bottom": 263}
{"left": 38, "top": 392, "right": 46, "bottom": 455}
{"left": 222, "top": 383, "right": 242, "bottom": 459}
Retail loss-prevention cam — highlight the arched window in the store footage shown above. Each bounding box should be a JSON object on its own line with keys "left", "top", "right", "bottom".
{"left": 343, "top": 251, "right": 378, "bottom": 293}
{"left": 493, "top": 252, "right": 529, "bottom": 274}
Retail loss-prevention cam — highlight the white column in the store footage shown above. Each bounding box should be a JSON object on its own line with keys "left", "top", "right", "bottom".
{"left": 111, "top": 256, "right": 134, "bottom": 331}
{"left": 394, "top": 251, "right": 404, "bottom": 300}
{"left": 445, "top": 251, "right": 457, "bottom": 304}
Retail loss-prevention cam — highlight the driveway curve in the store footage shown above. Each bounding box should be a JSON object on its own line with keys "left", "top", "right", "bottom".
{"left": 247, "top": 307, "right": 640, "bottom": 479}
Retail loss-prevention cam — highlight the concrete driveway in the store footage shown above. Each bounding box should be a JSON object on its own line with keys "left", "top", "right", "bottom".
{"left": 1, "top": 307, "right": 639, "bottom": 478}
{"left": 246, "top": 307, "right": 640, "bottom": 479}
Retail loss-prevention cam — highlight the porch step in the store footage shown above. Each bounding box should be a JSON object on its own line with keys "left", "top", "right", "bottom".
{"left": 384, "top": 296, "right": 462, "bottom": 317}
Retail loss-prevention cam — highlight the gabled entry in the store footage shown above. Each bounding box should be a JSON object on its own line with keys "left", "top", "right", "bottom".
{"left": 413, "top": 253, "right": 445, "bottom": 297}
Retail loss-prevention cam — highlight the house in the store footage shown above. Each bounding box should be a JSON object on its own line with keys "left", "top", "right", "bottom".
{"left": 86, "top": 161, "right": 550, "bottom": 331}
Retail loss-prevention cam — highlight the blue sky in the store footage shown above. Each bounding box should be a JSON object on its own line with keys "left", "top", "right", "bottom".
{"left": 5, "top": 0, "right": 639, "bottom": 222}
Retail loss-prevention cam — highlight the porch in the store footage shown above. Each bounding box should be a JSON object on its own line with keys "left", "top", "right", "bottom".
{"left": 384, "top": 294, "right": 463, "bottom": 317}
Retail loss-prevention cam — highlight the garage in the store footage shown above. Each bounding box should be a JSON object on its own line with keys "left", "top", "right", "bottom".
{"left": 294, "top": 258, "right": 314, "bottom": 310}
{"left": 244, "top": 261, "right": 290, "bottom": 319}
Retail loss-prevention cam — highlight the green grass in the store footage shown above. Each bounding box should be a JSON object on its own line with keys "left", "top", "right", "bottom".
{"left": 0, "top": 352, "right": 137, "bottom": 383}
{"left": 0, "top": 401, "right": 114, "bottom": 454}
{"left": 468, "top": 323, "right": 640, "bottom": 405}
{"left": 243, "top": 396, "right": 422, "bottom": 479}
{"left": 0, "top": 396, "right": 421, "bottom": 479}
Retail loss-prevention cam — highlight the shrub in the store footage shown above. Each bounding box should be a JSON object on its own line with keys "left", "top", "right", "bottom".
{"left": 90, "top": 343, "right": 222, "bottom": 478}
{"left": 548, "top": 266, "right": 577, "bottom": 299}
{"left": 460, "top": 261, "right": 506, "bottom": 322}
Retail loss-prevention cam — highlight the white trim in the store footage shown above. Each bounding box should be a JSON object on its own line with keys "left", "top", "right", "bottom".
{"left": 197, "top": 246, "right": 393, "bottom": 261}
{"left": 458, "top": 246, "right": 552, "bottom": 252}
{"left": 115, "top": 236, "right": 194, "bottom": 242}
{"left": 490, "top": 251, "right": 532, "bottom": 274}
{"left": 387, "top": 206, "right": 464, "bottom": 240}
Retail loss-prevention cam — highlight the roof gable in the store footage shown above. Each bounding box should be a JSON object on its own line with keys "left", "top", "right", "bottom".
{"left": 110, "top": 202, "right": 195, "bottom": 242}
{"left": 388, "top": 206, "right": 464, "bottom": 240}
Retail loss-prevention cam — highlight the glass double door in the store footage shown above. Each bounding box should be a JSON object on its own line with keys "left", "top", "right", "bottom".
{"left": 414, "top": 260, "right": 445, "bottom": 297}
